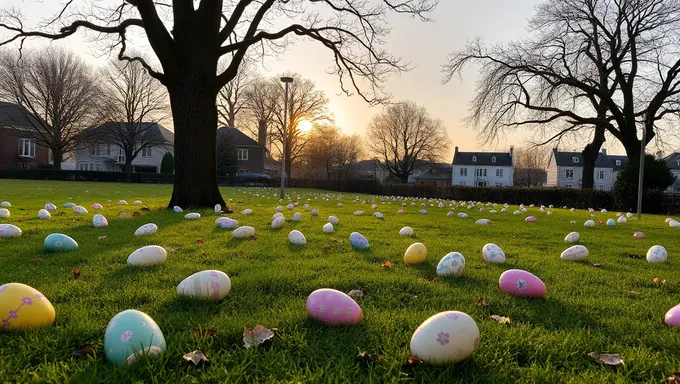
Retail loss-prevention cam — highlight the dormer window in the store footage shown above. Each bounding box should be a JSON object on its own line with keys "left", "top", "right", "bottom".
{"left": 491, "top": 156, "right": 496, "bottom": 163}
{"left": 572, "top": 157, "right": 579, "bottom": 163}
{"left": 472, "top": 156, "right": 477, "bottom": 162}
{"left": 616, "top": 160, "right": 621, "bottom": 166}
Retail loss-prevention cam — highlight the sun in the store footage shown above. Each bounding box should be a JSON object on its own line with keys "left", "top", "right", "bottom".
{"left": 297, "top": 120, "right": 313, "bottom": 133}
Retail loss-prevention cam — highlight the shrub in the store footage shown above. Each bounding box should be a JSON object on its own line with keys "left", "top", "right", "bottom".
{"left": 613, "top": 155, "right": 675, "bottom": 213}
{"left": 160, "top": 152, "right": 175, "bottom": 174}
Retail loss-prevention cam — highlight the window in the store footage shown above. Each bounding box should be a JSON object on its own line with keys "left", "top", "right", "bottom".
{"left": 106, "top": 145, "right": 111, "bottom": 157}
{"left": 238, "top": 148, "right": 249, "bottom": 160}
{"left": 496, "top": 169, "right": 504, "bottom": 177}
{"left": 597, "top": 170, "right": 605, "bottom": 179}
{"left": 475, "top": 168, "right": 487, "bottom": 177}
{"left": 572, "top": 156, "right": 579, "bottom": 163}
{"left": 565, "top": 184, "right": 573, "bottom": 188}
{"left": 492, "top": 156, "right": 496, "bottom": 163}
{"left": 616, "top": 160, "right": 622, "bottom": 166}
{"left": 472, "top": 156, "right": 477, "bottom": 162}
{"left": 141, "top": 147, "right": 152, "bottom": 157}
{"left": 460, "top": 181, "right": 466, "bottom": 186}
{"left": 496, "top": 183, "right": 503, "bottom": 187}
{"left": 476, "top": 181, "right": 487, "bottom": 187}
{"left": 89, "top": 144, "right": 101, "bottom": 156}
{"left": 238, "top": 169, "right": 248, "bottom": 175}
{"left": 459, "top": 168, "right": 467, "bottom": 176}
{"left": 566, "top": 169, "right": 574, "bottom": 179}
{"left": 95, "top": 164, "right": 103, "bottom": 171}
{"left": 78, "top": 163, "right": 91, "bottom": 171}
{"left": 18, "top": 138, "right": 35, "bottom": 158}
{"left": 117, "top": 148, "right": 125, "bottom": 163}
{"left": 598, "top": 184, "right": 604, "bottom": 190}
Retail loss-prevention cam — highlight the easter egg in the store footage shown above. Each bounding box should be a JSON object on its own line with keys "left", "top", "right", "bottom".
{"left": 306, "top": 288, "right": 362, "bottom": 326}
{"left": 45, "top": 203, "right": 57, "bottom": 211}
{"left": 303, "top": 204, "right": 310, "bottom": 211}
{"left": 91, "top": 203, "right": 103, "bottom": 210}
{"left": 44, "top": 233, "right": 78, "bottom": 252}
{"left": 457, "top": 212, "right": 468, "bottom": 218}
{"left": 525, "top": 216, "right": 536, "bottom": 222}
{"left": 584, "top": 220, "right": 595, "bottom": 227}
{"left": 404, "top": 242, "right": 427, "bottom": 264}
{"left": 241, "top": 209, "right": 253, "bottom": 215}
{"left": 409, "top": 311, "right": 479, "bottom": 365}
{"left": 104, "top": 310, "right": 166, "bottom": 365}
{"left": 134, "top": 223, "right": 158, "bottom": 236}
{"left": 93, "top": 214, "right": 108, "bottom": 228}
{"left": 38, "top": 209, "right": 51, "bottom": 220}
{"left": 0, "top": 208, "right": 9, "bottom": 218}
{"left": 133, "top": 200, "right": 142, "bottom": 205}
{"left": 177, "top": 270, "right": 231, "bottom": 300}
{"left": 214, "top": 204, "right": 221, "bottom": 214}
{"left": 118, "top": 200, "right": 128, "bottom": 205}
{"left": 513, "top": 210, "right": 520, "bottom": 215}
{"left": 560, "top": 245, "right": 588, "bottom": 261}
{"left": 184, "top": 212, "right": 201, "bottom": 220}
{"left": 64, "top": 202, "right": 75, "bottom": 208}
{"left": 475, "top": 219, "right": 490, "bottom": 225}
{"left": 273, "top": 212, "right": 284, "bottom": 220}
{"left": 626, "top": 212, "right": 633, "bottom": 218}
{"left": 73, "top": 206, "right": 88, "bottom": 214}
{"left": 292, "top": 212, "right": 302, "bottom": 222}
{"left": 271, "top": 216, "right": 285, "bottom": 229}
{"left": 323, "top": 223, "right": 334, "bottom": 233}
{"left": 617, "top": 216, "right": 627, "bottom": 224}
{"left": 499, "top": 269, "right": 546, "bottom": 297}
{"left": 633, "top": 231, "right": 645, "bottom": 238}
{"left": 328, "top": 216, "right": 339, "bottom": 225}
{"left": 311, "top": 208, "right": 319, "bottom": 216}
{"left": 289, "top": 230, "right": 306, "bottom": 245}
{"left": 232, "top": 226, "right": 255, "bottom": 239}
{"left": 0, "top": 201, "right": 10, "bottom": 207}
{"left": 665, "top": 304, "right": 680, "bottom": 327}
{"left": 374, "top": 212, "right": 384, "bottom": 219}
{"left": 275, "top": 206, "right": 283, "bottom": 212}
{"left": 601, "top": 209, "right": 607, "bottom": 213}
{"left": 399, "top": 226, "right": 414, "bottom": 236}
{"left": 353, "top": 211, "right": 363, "bottom": 216}
{"left": 482, "top": 243, "right": 505, "bottom": 264}
{"left": 501, "top": 208, "right": 507, "bottom": 213}
{"left": 349, "top": 232, "right": 369, "bottom": 250}
{"left": 606, "top": 218, "right": 616, "bottom": 226}
{"left": 564, "top": 232, "right": 580, "bottom": 243}
{"left": 670, "top": 220, "right": 680, "bottom": 228}
{"left": 215, "top": 217, "right": 238, "bottom": 229}
{"left": 0, "top": 283, "right": 55, "bottom": 330}
{"left": 646, "top": 245, "right": 668, "bottom": 263}
{"left": 436, "top": 252, "right": 465, "bottom": 277}
{"left": 337, "top": 203, "right": 343, "bottom": 208}
{"left": 419, "top": 209, "right": 428, "bottom": 214}
{"left": 0, "top": 224, "right": 21, "bottom": 238}
{"left": 127, "top": 246, "right": 167, "bottom": 266}
{"left": 398, "top": 209, "right": 405, "bottom": 214}
{"left": 173, "top": 206, "right": 183, "bottom": 213}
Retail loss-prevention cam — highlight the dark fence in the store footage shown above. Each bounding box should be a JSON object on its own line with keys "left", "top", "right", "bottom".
{"left": 0, "top": 169, "right": 173, "bottom": 183}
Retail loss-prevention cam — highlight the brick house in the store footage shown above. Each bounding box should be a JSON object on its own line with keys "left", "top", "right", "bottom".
{"left": 217, "top": 126, "right": 265, "bottom": 174}
{"left": 0, "top": 102, "right": 51, "bottom": 170}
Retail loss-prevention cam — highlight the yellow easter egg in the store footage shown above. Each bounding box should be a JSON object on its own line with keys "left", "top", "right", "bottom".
{"left": 404, "top": 242, "right": 427, "bottom": 264}
{"left": 0, "top": 283, "right": 55, "bottom": 330}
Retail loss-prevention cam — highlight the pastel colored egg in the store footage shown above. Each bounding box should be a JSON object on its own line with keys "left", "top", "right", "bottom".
{"left": 133, "top": 200, "right": 142, "bottom": 205}
{"left": 524, "top": 216, "right": 536, "bottom": 222}
{"left": 0, "top": 208, "right": 9, "bottom": 218}
{"left": 241, "top": 209, "right": 253, "bottom": 215}
{"left": 323, "top": 223, "right": 334, "bottom": 233}
{"left": 118, "top": 200, "right": 128, "bottom": 205}
{"left": 560, "top": 245, "right": 588, "bottom": 261}
{"left": 311, "top": 208, "right": 319, "bottom": 216}
{"left": 399, "top": 226, "right": 414, "bottom": 236}
{"left": 272, "top": 212, "right": 284, "bottom": 220}
{"left": 606, "top": 218, "right": 616, "bottom": 226}
{"left": 371, "top": 204, "right": 378, "bottom": 210}
{"left": 0, "top": 283, "right": 55, "bottom": 330}
{"left": 289, "top": 230, "right": 306, "bottom": 245}
{"left": 584, "top": 220, "right": 595, "bottom": 227}
{"left": 337, "top": 203, "right": 343, "bottom": 208}
{"left": 564, "top": 232, "right": 580, "bottom": 243}
{"left": 104, "top": 310, "right": 166, "bottom": 365}
{"left": 501, "top": 208, "right": 507, "bottom": 213}
{"left": 436, "top": 252, "right": 465, "bottom": 277}
{"left": 665, "top": 304, "right": 680, "bottom": 327}
{"left": 184, "top": 212, "right": 201, "bottom": 220}
{"left": 173, "top": 206, "right": 183, "bottom": 213}
{"left": 275, "top": 206, "right": 283, "bottom": 212}
{"left": 93, "top": 214, "right": 108, "bottom": 228}
{"left": 626, "top": 212, "right": 633, "bottom": 218}
{"left": 38, "top": 209, "right": 51, "bottom": 220}
{"left": 398, "top": 209, "right": 405, "bottom": 214}
{"left": 134, "top": 223, "right": 158, "bottom": 236}
{"left": 328, "top": 216, "right": 339, "bottom": 225}
{"left": 45, "top": 203, "right": 57, "bottom": 211}
{"left": 214, "top": 204, "right": 222, "bottom": 214}
{"left": 0, "top": 224, "right": 21, "bottom": 238}
{"left": 44, "top": 233, "right": 78, "bottom": 252}
{"left": 64, "top": 202, "right": 75, "bottom": 208}
{"left": 447, "top": 211, "right": 454, "bottom": 216}
{"left": 482, "top": 243, "right": 505, "bottom": 264}
{"left": 419, "top": 209, "right": 428, "bottom": 214}
{"left": 410, "top": 311, "right": 479, "bottom": 365}
{"left": 232, "top": 226, "right": 255, "bottom": 239}
{"left": 91, "top": 203, "right": 103, "bottom": 210}
{"left": 353, "top": 211, "right": 363, "bottom": 216}
{"left": 670, "top": 220, "right": 680, "bottom": 228}
{"left": 499, "top": 269, "right": 546, "bottom": 297}
{"left": 177, "top": 270, "right": 231, "bottom": 300}
{"left": 617, "top": 216, "right": 627, "bottom": 224}
{"left": 633, "top": 231, "right": 645, "bottom": 238}
{"left": 127, "top": 246, "right": 167, "bottom": 266}
{"left": 404, "top": 242, "right": 427, "bottom": 265}
{"left": 601, "top": 209, "right": 607, "bottom": 213}
{"left": 647, "top": 245, "right": 668, "bottom": 263}
{"left": 475, "top": 219, "right": 490, "bottom": 225}
{"left": 374, "top": 212, "right": 384, "bottom": 219}
{"left": 271, "top": 216, "right": 286, "bottom": 229}
{"left": 73, "top": 206, "right": 88, "bottom": 214}
{"left": 0, "top": 201, "right": 10, "bottom": 207}
{"left": 303, "top": 204, "right": 310, "bottom": 210}
{"left": 306, "top": 288, "right": 362, "bottom": 326}
{"left": 349, "top": 232, "right": 369, "bottom": 250}
{"left": 457, "top": 212, "right": 468, "bottom": 218}
{"left": 215, "top": 217, "right": 238, "bottom": 229}
{"left": 292, "top": 212, "right": 302, "bottom": 222}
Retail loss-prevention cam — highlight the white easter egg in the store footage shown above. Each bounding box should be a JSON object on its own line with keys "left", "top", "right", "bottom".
{"left": 475, "top": 219, "right": 490, "bottom": 225}
{"left": 38, "top": 209, "right": 51, "bottom": 220}
{"left": 119, "top": 200, "right": 128, "bottom": 205}
{"left": 271, "top": 216, "right": 286, "bottom": 229}
{"left": 410, "top": 311, "right": 479, "bottom": 365}
{"left": 184, "top": 212, "right": 201, "bottom": 220}
{"left": 374, "top": 212, "right": 384, "bottom": 219}
{"left": 323, "top": 223, "right": 334, "bottom": 233}
{"left": 93, "top": 214, "right": 108, "bottom": 228}
{"left": 560, "top": 245, "right": 588, "bottom": 261}
{"left": 482, "top": 243, "right": 505, "bottom": 264}
{"left": 399, "top": 226, "right": 414, "bottom": 236}
{"left": 0, "top": 224, "right": 22, "bottom": 238}
{"left": 584, "top": 220, "right": 595, "bottom": 227}
{"left": 626, "top": 212, "right": 633, "bottom": 218}
{"left": 215, "top": 217, "right": 238, "bottom": 229}
{"left": 173, "top": 206, "right": 183, "bottom": 213}
{"left": 292, "top": 212, "right": 302, "bottom": 222}
{"left": 647, "top": 245, "right": 668, "bottom": 263}
{"left": 457, "top": 212, "right": 468, "bottom": 218}
{"left": 134, "top": 223, "right": 158, "bottom": 236}
{"left": 273, "top": 212, "right": 284, "bottom": 220}
{"left": 127, "top": 245, "right": 167, "bottom": 266}
{"left": 353, "top": 210, "right": 363, "bottom": 216}
{"left": 436, "top": 252, "right": 466, "bottom": 277}
{"left": 232, "top": 226, "right": 255, "bottom": 239}
{"left": 0, "top": 208, "right": 10, "bottom": 218}
{"left": 45, "top": 203, "right": 57, "bottom": 211}
{"left": 289, "top": 230, "right": 306, "bottom": 245}
{"left": 241, "top": 209, "right": 253, "bottom": 215}
{"left": 564, "top": 232, "right": 580, "bottom": 243}
{"left": 177, "top": 270, "right": 231, "bottom": 300}
{"left": 133, "top": 200, "right": 142, "bottom": 205}
{"left": 328, "top": 216, "right": 339, "bottom": 225}
{"left": 0, "top": 201, "right": 10, "bottom": 207}
{"left": 214, "top": 204, "right": 222, "bottom": 214}
{"left": 617, "top": 216, "right": 627, "bottom": 224}
{"left": 73, "top": 206, "right": 88, "bottom": 214}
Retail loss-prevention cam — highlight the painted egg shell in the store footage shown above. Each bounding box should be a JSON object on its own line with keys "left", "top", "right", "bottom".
{"left": 521, "top": 208, "right": 528, "bottom": 213}
{"left": 398, "top": 209, "right": 405, "bottom": 214}
{"left": 133, "top": 200, "right": 142, "bottom": 205}
{"left": 273, "top": 212, "right": 284, "bottom": 220}
{"left": 303, "top": 204, "right": 310, "bottom": 210}
{"left": 665, "top": 304, "right": 680, "bottom": 327}
{"left": 446, "top": 211, "right": 454, "bottom": 216}
{"left": 336, "top": 203, "right": 343, "bottom": 208}
{"left": 370, "top": 204, "right": 378, "bottom": 210}
{"left": 419, "top": 209, "right": 428, "bottom": 214}
{"left": 286, "top": 204, "right": 294, "bottom": 210}
{"left": 118, "top": 200, "right": 128, "bottom": 205}
{"left": 561, "top": 245, "right": 588, "bottom": 261}
{"left": 323, "top": 223, "right": 334, "bottom": 233}
{"left": 328, "top": 216, "right": 339, "bottom": 225}
{"left": 570, "top": 220, "right": 577, "bottom": 224}
{"left": 606, "top": 218, "right": 616, "bottom": 226}
{"left": 410, "top": 311, "right": 479, "bottom": 365}
{"left": 353, "top": 211, "right": 363, "bottom": 216}
{"left": 349, "top": 232, "right": 369, "bottom": 250}
{"left": 44, "top": 233, "right": 78, "bottom": 252}
{"left": 475, "top": 219, "right": 490, "bottom": 225}
{"left": 0, "top": 224, "right": 21, "bottom": 238}
{"left": 289, "top": 230, "right": 306, "bottom": 245}
{"left": 499, "top": 269, "right": 546, "bottom": 297}
{"left": 232, "top": 226, "right": 255, "bottom": 239}
{"left": 214, "top": 204, "right": 221, "bottom": 214}
{"left": 127, "top": 246, "right": 167, "bottom": 266}
{"left": 64, "top": 202, "right": 75, "bottom": 208}
{"left": 104, "top": 310, "right": 166, "bottom": 365}
{"left": 275, "top": 206, "right": 283, "bottom": 212}
{"left": 501, "top": 208, "right": 507, "bottom": 213}
{"left": 0, "top": 208, "right": 9, "bottom": 218}
{"left": 404, "top": 242, "right": 427, "bottom": 264}
{"left": 0, "top": 201, "right": 10, "bottom": 207}
{"left": 134, "top": 223, "right": 158, "bottom": 236}
{"left": 482, "top": 243, "right": 505, "bottom": 264}
{"left": 38, "top": 209, "right": 51, "bottom": 220}
{"left": 73, "top": 206, "right": 88, "bottom": 214}
{"left": 436, "top": 252, "right": 465, "bottom": 277}
{"left": 490, "top": 210, "right": 497, "bottom": 214}
{"left": 616, "top": 212, "right": 622, "bottom": 217}
{"left": 564, "top": 232, "right": 580, "bottom": 243}
{"left": 525, "top": 216, "right": 536, "bottom": 222}
{"left": 646, "top": 245, "right": 668, "bottom": 263}
{"left": 241, "top": 209, "right": 253, "bottom": 215}
{"left": 91, "top": 203, "right": 103, "bottom": 210}
{"left": 633, "top": 231, "right": 645, "bottom": 238}
{"left": 513, "top": 210, "right": 520, "bottom": 215}
{"left": 457, "top": 212, "right": 468, "bottom": 218}
{"left": 292, "top": 212, "right": 302, "bottom": 222}
{"left": 617, "top": 216, "right": 627, "bottom": 223}
{"left": 93, "top": 214, "right": 108, "bottom": 228}
{"left": 173, "top": 206, "right": 183, "bottom": 213}
{"left": 177, "top": 270, "right": 231, "bottom": 300}
{"left": 45, "top": 203, "right": 57, "bottom": 211}
{"left": 272, "top": 216, "right": 286, "bottom": 229}
{"left": 626, "top": 212, "right": 633, "bottom": 218}
{"left": 311, "top": 208, "right": 319, "bottom": 216}
{"left": 374, "top": 212, "right": 384, "bottom": 219}
{"left": 584, "top": 220, "right": 595, "bottom": 227}
{"left": 0, "top": 283, "right": 55, "bottom": 330}
{"left": 670, "top": 220, "right": 680, "bottom": 227}
{"left": 306, "top": 288, "right": 362, "bottom": 326}
{"left": 215, "top": 217, "right": 238, "bottom": 229}
{"left": 400, "top": 226, "right": 414, "bottom": 236}
{"left": 601, "top": 209, "right": 607, "bottom": 213}
{"left": 184, "top": 212, "right": 201, "bottom": 220}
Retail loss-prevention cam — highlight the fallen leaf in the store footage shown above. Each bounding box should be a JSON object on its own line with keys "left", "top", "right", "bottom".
{"left": 72, "top": 269, "right": 81, "bottom": 279}
{"left": 196, "top": 239, "right": 204, "bottom": 244}
{"left": 356, "top": 351, "right": 383, "bottom": 365}
{"left": 653, "top": 277, "right": 668, "bottom": 286}
{"left": 239, "top": 250, "right": 245, "bottom": 255}
{"left": 192, "top": 328, "right": 217, "bottom": 338}
{"left": 249, "top": 235, "right": 257, "bottom": 240}
{"left": 32, "top": 257, "right": 42, "bottom": 262}
{"left": 425, "top": 274, "right": 439, "bottom": 282}
{"left": 97, "top": 235, "right": 107, "bottom": 240}
{"left": 666, "top": 372, "right": 680, "bottom": 383}
{"left": 323, "top": 247, "right": 330, "bottom": 253}
{"left": 403, "top": 355, "right": 424, "bottom": 367}
{"left": 72, "top": 344, "right": 95, "bottom": 359}
{"left": 17, "top": 219, "right": 23, "bottom": 223}
{"left": 592, "top": 263, "right": 602, "bottom": 268}
{"left": 627, "top": 254, "right": 641, "bottom": 259}
{"left": 588, "top": 352, "right": 623, "bottom": 366}
{"left": 381, "top": 261, "right": 393, "bottom": 268}
{"left": 475, "top": 297, "right": 488, "bottom": 307}
{"left": 118, "top": 212, "right": 130, "bottom": 219}
{"left": 348, "top": 290, "right": 364, "bottom": 299}
{"left": 243, "top": 325, "right": 274, "bottom": 348}
{"left": 330, "top": 239, "right": 344, "bottom": 243}
{"left": 183, "top": 350, "right": 209, "bottom": 366}
{"left": 401, "top": 293, "right": 417, "bottom": 302}
{"left": 132, "top": 212, "right": 140, "bottom": 217}
{"left": 490, "top": 315, "right": 511, "bottom": 324}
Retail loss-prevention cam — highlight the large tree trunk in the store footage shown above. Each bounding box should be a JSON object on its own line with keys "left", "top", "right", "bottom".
{"left": 581, "top": 125, "right": 606, "bottom": 189}
{"left": 123, "top": 155, "right": 133, "bottom": 183}
{"left": 52, "top": 149, "right": 62, "bottom": 170}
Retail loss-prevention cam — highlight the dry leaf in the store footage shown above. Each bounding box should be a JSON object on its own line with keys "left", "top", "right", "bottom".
{"left": 592, "top": 263, "right": 602, "bottom": 268}
{"left": 183, "top": 350, "right": 210, "bottom": 366}
{"left": 475, "top": 297, "right": 488, "bottom": 307}
{"left": 72, "top": 269, "right": 81, "bottom": 279}
{"left": 196, "top": 239, "right": 204, "bottom": 244}
{"left": 330, "top": 239, "right": 344, "bottom": 243}
{"left": 118, "top": 212, "right": 130, "bottom": 219}
{"left": 666, "top": 372, "right": 680, "bottom": 383}
{"left": 490, "top": 315, "right": 511, "bottom": 324}
{"left": 243, "top": 325, "right": 274, "bottom": 348}
{"left": 32, "top": 257, "right": 42, "bottom": 262}
{"left": 192, "top": 328, "right": 217, "bottom": 338}
{"left": 323, "top": 247, "right": 330, "bottom": 253}
{"left": 97, "top": 235, "right": 107, "bottom": 240}
{"left": 425, "top": 274, "right": 439, "bottom": 282}
{"left": 588, "top": 352, "right": 624, "bottom": 366}
{"left": 401, "top": 293, "right": 417, "bottom": 302}
{"left": 348, "top": 290, "right": 364, "bottom": 299}
{"left": 132, "top": 212, "right": 140, "bottom": 217}
{"left": 381, "top": 261, "right": 393, "bottom": 268}
{"left": 239, "top": 250, "right": 245, "bottom": 255}
{"left": 653, "top": 277, "right": 668, "bottom": 286}
{"left": 356, "top": 351, "right": 383, "bottom": 365}
{"left": 17, "top": 219, "right": 23, "bottom": 223}
{"left": 627, "top": 254, "right": 641, "bottom": 259}
{"left": 403, "top": 355, "right": 424, "bottom": 367}
{"left": 72, "top": 344, "right": 95, "bottom": 359}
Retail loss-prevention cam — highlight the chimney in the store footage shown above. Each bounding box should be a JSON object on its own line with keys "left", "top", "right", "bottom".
{"left": 509, "top": 146, "right": 514, "bottom": 158}
{"left": 258, "top": 119, "right": 267, "bottom": 147}
{"left": 454, "top": 146, "right": 459, "bottom": 154}
{"left": 601, "top": 148, "right": 607, "bottom": 156}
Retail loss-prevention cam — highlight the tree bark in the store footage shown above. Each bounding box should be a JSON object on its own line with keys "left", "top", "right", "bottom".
{"left": 123, "top": 154, "right": 133, "bottom": 183}
{"left": 52, "top": 149, "right": 62, "bottom": 170}
{"left": 581, "top": 126, "right": 606, "bottom": 189}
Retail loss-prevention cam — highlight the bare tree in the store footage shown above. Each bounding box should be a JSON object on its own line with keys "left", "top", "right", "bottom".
{"left": 0, "top": 0, "right": 437, "bottom": 208}
{"left": 217, "top": 58, "right": 256, "bottom": 128}
{"left": 444, "top": 0, "right": 680, "bottom": 189}
{"left": 94, "top": 58, "right": 169, "bottom": 180}
{"left": 242, "top": 77, "right": 277, "bottom": 152}
{"left": 0, "top": 48, "right": 98, "bottom": 169}
{"left": 513, "top": 146, "right": 549, "bottom": 187}
{"left": 366, "top": 101, "right": 449, "bottom": 183}
{"left": 302, "top": 123, "right": 363, "bottom": 179}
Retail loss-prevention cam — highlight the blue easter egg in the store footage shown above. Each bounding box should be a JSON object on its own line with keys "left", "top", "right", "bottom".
{"left": 349, "top": 232, "right": 369, "bottom": 250}
{"left": 436, "top": 252, "right": 466, "bottom": 277}
{"left": 44, "top": 233, "right": 78, "bottom": 252}
{"left": 104, "top": 309, "right": 166, "bottom": 365}
{"left": 63, "top": 202, "right": 75, "bottom": 208}
{"left": 606, "top": 218, "right": 616, "bottom": 227}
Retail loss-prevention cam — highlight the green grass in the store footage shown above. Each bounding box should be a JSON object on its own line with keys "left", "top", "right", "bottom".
{"left": 0, "top": 179, "right": 679, "bottom": 383}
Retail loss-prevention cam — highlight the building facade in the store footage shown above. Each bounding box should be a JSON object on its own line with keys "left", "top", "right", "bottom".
{"left": 546, "top": 148, "right": 627, "bottom": 190}
{"left": 217, "top": 127, "right": 265, "bottom": 174}
{"left": 0, "top": 102, "right": 51, "bottom": 170}
{"left": 663, "top": 153, "right": 680, "bottom": 192}
{"left": 451, "top": 147, "right": 514, "bottom": 187}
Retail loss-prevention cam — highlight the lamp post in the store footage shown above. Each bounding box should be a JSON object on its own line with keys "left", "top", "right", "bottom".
{"left": 280, "top": 76, "right": 294, "bottom": 200}
{"left": 637, "top": 114, "right": 647, "bottom": 220}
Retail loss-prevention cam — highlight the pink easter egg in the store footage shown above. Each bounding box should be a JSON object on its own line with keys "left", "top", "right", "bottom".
{"left": 525, "top": 216, "right": 536, "bottom": 222}
{"left": 499, "top": 269, "right": 546, "bottom": 297}
{"left": 665, "top": 304, "right": 680, "bottom": 327}
{"left": 306, "top": 288, "right": 362, "bottom": 326}
{"left": 447, "top": 211, "right": 454, "bottom": 216}
{"left": 666, "top": 217, "right": 673, "bottom": 223}
{"left": 633, "top": 232, "right": 645, "bottom": 238}
{"left": 398, "top": 209, "right": 405, "bottom": 214}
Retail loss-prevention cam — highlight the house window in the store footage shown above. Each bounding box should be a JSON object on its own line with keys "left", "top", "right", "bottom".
{"left": 496, "top": 169, "right": 503, "bottom": 177}
{"left": 18, "top": 138, "right": 35, "bottom": 158}
{"left": 48, "top": 149, "right": 53, "bottom": 164}
{"left": 475, "top": 168, "right": 487, "bottom": 177}
{"left": 78, "top": 163, "right": 91, "bottom": 171}
{"left": 89, "top": 144, "right": 101, "bottom": 156}
{"left": 95, "top": 164, "right": 103, "bottom": 171}
{"left": 598, "top": 184, "right": 604, "bottom": 190}
{"left": 472, "top": 156, "right": 477, "bottom": 162}
{"left": 565, "top": 183, "right": 573, "bottom": 188}
{"left": 496, "top": 183, "right": 503, "bottom": 187}
{"left": 141, "top": 147, "right": 152, "bottom": 157}
{"left": 572, "top": 157, "right": 579, "bottom": 163}
{"left": 492, "top": 156, "right": 496, "bottom": 163}
{"left": 476, "top": 181, "right": 487, "bottom": 187}
{"left": 238, "top": 149, "right": 249, "bottom": 160}
{"left": 460, "top": 168, "right": 467, "bottom": 176}
{"left": 566, "top": 169, "right": 574, "bottom": 179}
{"left": 597, "top": 170, "right": 605, "bottom": 179}
{"left": 106, "top": 145, "right": 111, "bottom": 157}
{"left": 117, "top": 148, "right": 125, "bottom": 163}
{"left": 616, "top": 160, "right": 622, "bottom": 166}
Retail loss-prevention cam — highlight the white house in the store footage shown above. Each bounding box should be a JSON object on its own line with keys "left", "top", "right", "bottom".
{"left": 451, "top": 147, "right": 514, "bottom": 187}
{"left": 546, "top": 148, "right": 627, "bottom": 190}
{"left": 663, "top": 153, "right": 680, "bottom": 192}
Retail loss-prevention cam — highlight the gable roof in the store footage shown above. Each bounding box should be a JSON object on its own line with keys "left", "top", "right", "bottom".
{"left": 453, "top": 151, "right": 512, "bottom": 166}
{"left": 81, "top": 122, "right": 174, "bottom": 143}
{"left": 414, "top": 166, "right": 453, "bottom": 181}
{"left": 552, "top": 150, "right": 612, "bottom": 168}
{"left": 217, "top": 126, "right": 262, "bottom": 147}
{"left": 663, "top": 153, "right": 680, "bottom": 170}
{"left": 0, "top": 101, "right": 43, "bottom": 130}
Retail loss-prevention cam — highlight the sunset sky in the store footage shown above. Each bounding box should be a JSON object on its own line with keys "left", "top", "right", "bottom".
{"left": 3, "top": 0, "right": 637, "bottom": 157}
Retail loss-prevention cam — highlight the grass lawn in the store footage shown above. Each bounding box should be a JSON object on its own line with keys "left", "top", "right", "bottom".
{"left": 1, "top": 179, "right": 680, "bottom": 383}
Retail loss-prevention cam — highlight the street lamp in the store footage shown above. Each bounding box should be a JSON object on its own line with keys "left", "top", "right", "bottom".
{"left": 636, "top": 114, "right": 647, "bottom": 220}
{"left": 280, "top": 76, "right": 294, "bottom": 200}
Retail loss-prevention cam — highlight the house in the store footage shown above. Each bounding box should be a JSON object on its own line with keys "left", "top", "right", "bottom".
{"left": 0, "top": 101, "right": 51, "bottom": 170}
{"left": 451, "top": 147, "right": 514, "bottom": 187}
{"left": 217, "top": 126, "right": 265, "bottom": 174}
{"left": 545, "top": 148, "right": 627, "bottom": 190}
{"left": 663, "top": 153, "right": 680, "bottom": 192}
{"left": 63, "top": 122, "right": 174, "bottom": 173}
{"left": 414, "top": 165, "right": 452, "bottom": 187}
{"left": 350, "top": 159, "right": 395, "bottom": 183}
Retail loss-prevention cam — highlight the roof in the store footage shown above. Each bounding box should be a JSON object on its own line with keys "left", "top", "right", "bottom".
{"left": 352, "top": 159, "right": 384, "bottom": 172}
{"left": 217, "top": 127, "right": 262, "bottom": 147}
{"left": 414, "top": 166, "right": 453, "bottom": 181}
{"left": 663, "top": 153, "right": 680, "bottom": 170}
{"left": 552, "top": 150, "right": 612, "bottom": 168}
{"left": 453, "top": 151, "right": 512, "bottom": 166}
{"left": 81, "top": 122, "right": 174, "bottom": 143}
{"left": 0, "top": 101, "right": 43, "bottom": 130}
{"left": 609, "top": 155, "right": 628, "bottom": 171}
